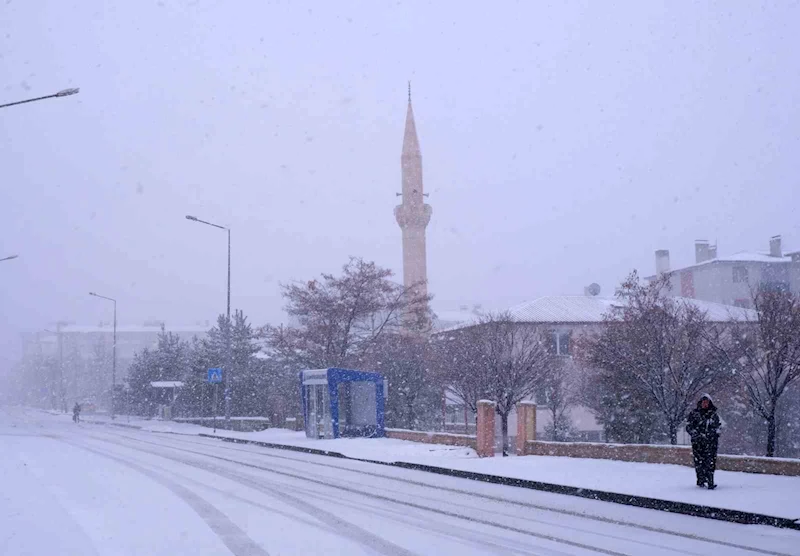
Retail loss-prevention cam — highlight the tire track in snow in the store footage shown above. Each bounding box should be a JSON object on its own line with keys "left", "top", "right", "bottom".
{"left": 123, "top": 430, "right": 794, "bottom": 556}
{"left": 59, "top": 439, "right": 270, "bottom": 556}
{"left": 82, "top": 431, "right": 652, "bottom": 556}
{"left": 71, "top": 434, "right": 420, "bottom": 556}
{"left": 89, "top": 435, "right": 551, "bottom": 556}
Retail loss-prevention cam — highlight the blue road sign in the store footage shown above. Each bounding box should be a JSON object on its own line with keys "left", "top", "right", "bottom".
{"left": 207, "top": 368, "right": 223, "bottom": 384}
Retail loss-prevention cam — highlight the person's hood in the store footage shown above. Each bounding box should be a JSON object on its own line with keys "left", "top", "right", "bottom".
{"left": 697, "top": 394, "right": 717, "bottom": 411}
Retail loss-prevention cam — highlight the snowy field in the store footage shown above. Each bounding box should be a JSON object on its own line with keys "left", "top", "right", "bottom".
{"left": 90, "top": 413, "right": 800, "bottom": 521}
{"left": 4, "top": 407, "right": 798, "bottom": 555}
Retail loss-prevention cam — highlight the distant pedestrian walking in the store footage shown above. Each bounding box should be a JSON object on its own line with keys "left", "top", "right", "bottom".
{"left": 72, "top": 403, "right": 81, "bottom": 423}
{"left": 686, "top": 394, "right": 721, "bottom": 489}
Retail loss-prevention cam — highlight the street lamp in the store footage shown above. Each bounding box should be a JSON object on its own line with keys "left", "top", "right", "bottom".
{"left": 185, "top": 214, "right": 232, "bottom": 419}
{"left": 0, "top": 255, "right": 19, "bottom": 262}
{"left": 89, "top": 292, "right": 117, "bottom": 419}
{"left": 0, "top": 88, "right": 80, "bottom": 109}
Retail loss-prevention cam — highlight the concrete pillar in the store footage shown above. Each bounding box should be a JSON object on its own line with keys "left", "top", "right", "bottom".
{"left": 516, "top": 401, "right": 537, "bottom": 456}
{"left": 476, "top": 400, "right": 496, "bottom": 458}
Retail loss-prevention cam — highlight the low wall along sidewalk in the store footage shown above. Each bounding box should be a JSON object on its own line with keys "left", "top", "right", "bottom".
{"left": 522, "top": 440, "right": 800, "bottom": 476}
{"left": 386, "top": 428, "right": 476, "bottom": 448}
{"left": 387, "top": 401, "right": 800, "bottom": 476}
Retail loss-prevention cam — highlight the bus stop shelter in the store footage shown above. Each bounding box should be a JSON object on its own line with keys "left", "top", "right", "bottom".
{"left": 300, "top": 368, "right": 386, "bottom": 439}
{"left": 150, "top": 381, "right": 183, "bottom": 420}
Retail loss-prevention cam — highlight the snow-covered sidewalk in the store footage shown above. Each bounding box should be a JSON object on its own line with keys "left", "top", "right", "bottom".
{"left": 87, "top": 414, "right": 800, "bottom": 521}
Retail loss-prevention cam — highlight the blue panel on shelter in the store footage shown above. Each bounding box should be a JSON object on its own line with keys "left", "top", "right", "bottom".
{"left": 300, "top": 368, "right": 385, "bottom": 439}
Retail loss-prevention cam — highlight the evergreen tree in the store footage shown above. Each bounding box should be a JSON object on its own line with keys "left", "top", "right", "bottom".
{"left": 229, "top": 310, "right": 262, "bottom": 415}
{"left": 541, "top": 359, "right": 579, "bottom": 442}
{"left": 126, "top": 347, "right": 158, "bottom": 416}
{"left": 126, "top": 327, "right": 189, "bottom": 416}
{"left": 176, "top": 336, "right": 216, "bottom": 417}
{"left": 582, "top": 365, "right": 664, "bottom": 444}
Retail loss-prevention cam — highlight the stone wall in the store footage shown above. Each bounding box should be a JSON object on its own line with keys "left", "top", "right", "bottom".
{"left": 523, "top": 440, "right": 800, "bottom": 476}
{"left": 386, "top": 428, "right": 476, "bottom": 449}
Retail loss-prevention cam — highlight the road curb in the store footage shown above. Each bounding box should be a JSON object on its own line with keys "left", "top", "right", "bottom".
{"left": 196, "top": 433, "right": 800, "bottom": 531}
{"left": 83, "top": 419, "right": 143, "bottom": 430}
{"left": 198, "top": 433, "right": 349, "bottom": 459}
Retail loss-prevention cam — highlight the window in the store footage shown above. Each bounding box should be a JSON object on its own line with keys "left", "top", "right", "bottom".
{"left": 550, "top": 331, "right": 572, "bottom": 356}
{"left": 534, "top": 387, "right": 550, "bottom": 406}
{"left": 733, "top": 266, "right": 749, "bottom": 283}
{"left": 558, "top": 331, "right": 571, "bottom": 356}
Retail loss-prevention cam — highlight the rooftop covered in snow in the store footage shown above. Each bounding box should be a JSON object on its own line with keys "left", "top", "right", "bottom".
{"left": 648, "top": 234, "right": 797, "bottom": 279}
{"left": 660, "top": 251, "right": 794, "bottom": 275}
{"left": 436, "top": 295, "right": 757, "bottom": 332}
{"left": 55, "top": 324, "right": 211, "bottom": 334}
{"left": 150, "top": 381, "right": 184, "bottom": 388}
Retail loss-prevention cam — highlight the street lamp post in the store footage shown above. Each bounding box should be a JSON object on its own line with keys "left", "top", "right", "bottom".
{"left": 185, "top": 214, "right": 232, "bottom": 420}
{"left": 89, "top": 292, "right": 117, "bottom": 419}
{"left": 0, "top": 255, "right": 19, "bottom": 262}
{"left": 0, "top": 88, "right": 80, "bottom": 109}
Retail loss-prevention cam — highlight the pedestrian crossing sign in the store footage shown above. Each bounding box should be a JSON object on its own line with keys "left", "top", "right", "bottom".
{"left": 207, "top": 368, "right": 223, "bottom": 384}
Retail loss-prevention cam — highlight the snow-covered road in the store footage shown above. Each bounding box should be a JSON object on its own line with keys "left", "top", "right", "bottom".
{"left": 2, "top": 409, "right": 797, "bottom": 555}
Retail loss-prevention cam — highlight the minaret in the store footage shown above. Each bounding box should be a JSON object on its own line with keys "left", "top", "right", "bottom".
{"left": 394, "top": 83, "right": 432, "bottom": 302}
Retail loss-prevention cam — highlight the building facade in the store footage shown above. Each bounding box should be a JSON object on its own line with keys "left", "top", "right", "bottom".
{"left": 437, "top": 294, "right": 756, "bottom": 445}
{"left": 649, "top": 235, "right": 799, "bottom": 308}
{"left": 21, "top": 321, "right": 209, "bottom": 408}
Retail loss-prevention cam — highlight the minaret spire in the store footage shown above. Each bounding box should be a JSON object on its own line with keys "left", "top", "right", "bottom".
{"left": 402, "top": 103, "right": 421, "bottom": 160}
{"left": 395, "top": 85, "right": 432, "bottom": 318}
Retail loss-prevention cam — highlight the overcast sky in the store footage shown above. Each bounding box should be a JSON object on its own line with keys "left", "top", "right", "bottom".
{"left": 1, "top": 1, "right": 798, "bottom": 359}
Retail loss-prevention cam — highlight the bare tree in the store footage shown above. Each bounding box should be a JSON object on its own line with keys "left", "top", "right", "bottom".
{"left": 263, "top": 258, "right": 431, "bottom": 370}
{"left": 434, "top": 325, "right": 491, "bottom": 424}
{"left": 367, "top": 333, "right": 440, "bottom": 430}
{"left": 458, "top": 313, "right": 554, "bottom": 456}
{"left": 721, "top": 288, "right": 800, "bottom": 457}
{"left": 588, "top": 272, "right": 729, "bottom": 445}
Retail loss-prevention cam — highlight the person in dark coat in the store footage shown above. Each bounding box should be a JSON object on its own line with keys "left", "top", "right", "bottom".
{"left": 72, "top": 402, "right": 81, "bottom": 423}
{"left": 685, "top": 394, "right": 721, "bottom": 489}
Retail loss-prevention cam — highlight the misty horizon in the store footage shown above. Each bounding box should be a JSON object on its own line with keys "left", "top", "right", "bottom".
{"left": 2, "top": 1, "right": 797, "bottom": 360}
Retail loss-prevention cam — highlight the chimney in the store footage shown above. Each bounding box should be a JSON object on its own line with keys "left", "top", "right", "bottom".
{"left": 655, "top": 249, "right": 671, "bottom": 274}
{"left": 708, "top": 243, "right": 718, "bottom": 260}
{"left": 770, "top": 235, "right": 782, "bottom": 258}
{"left": 695, "top": 240, "right": 710, "bottom": 263}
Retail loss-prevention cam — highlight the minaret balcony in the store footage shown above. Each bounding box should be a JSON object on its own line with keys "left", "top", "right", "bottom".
{"left": 395, "top": 203, "right": 432, "bottom": 229}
